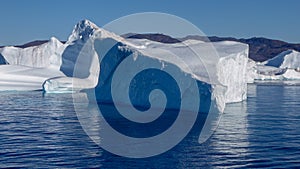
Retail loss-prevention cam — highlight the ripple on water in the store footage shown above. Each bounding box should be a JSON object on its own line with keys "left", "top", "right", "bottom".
{"left": 0, "top": 85, "right": 300, "bottom": 168}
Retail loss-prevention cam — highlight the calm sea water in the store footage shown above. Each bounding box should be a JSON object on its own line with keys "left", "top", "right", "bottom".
{"left": 0, "top": 84, "right": 300, "bottom": 168}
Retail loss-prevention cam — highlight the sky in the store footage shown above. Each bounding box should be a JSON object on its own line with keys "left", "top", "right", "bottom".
{"left": 0, "top": 0, "right": 299, "bottom": 46}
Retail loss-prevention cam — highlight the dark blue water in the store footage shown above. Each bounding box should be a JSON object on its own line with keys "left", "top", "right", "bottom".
{"left": 0, "top": 84, "right": 300, "bottom": 168}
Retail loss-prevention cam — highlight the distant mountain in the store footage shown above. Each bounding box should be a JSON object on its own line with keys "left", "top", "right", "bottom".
{"left": 1, "top": 33, "right": 299, "bottom": 62}
{"left": 125, "top": 34, "right": 300, "bottom": 62}
{"left": 15, "top": 40, "right": 49, "bottom": 48}
{"left": 0, "top": 40, "right": 66, "bottom": 49}
{"left": 123, "top": 33, "right": 181, "bottom": 44}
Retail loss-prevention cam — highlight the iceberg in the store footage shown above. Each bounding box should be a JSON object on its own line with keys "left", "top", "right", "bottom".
{"left": 265, "top": 50, "right": 300, "bottom": 69}
{"left": 0, "top": 37, "right": 65, "bottom": 91}
{"left": 43, "top": 20, "right": 249, "bottom": 112}
{"left": 250, "top": 50, "right": 300, "bottom": 81}
{"left": 0, "top": 20, "right": 249, "bottom": 112}
{"left": 0, "top": 37, "right": 64, "bottom": 69}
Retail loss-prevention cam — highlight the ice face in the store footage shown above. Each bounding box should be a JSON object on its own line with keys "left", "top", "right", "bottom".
{"left": 214, "top": 41, "right": 248, "bottom": 103}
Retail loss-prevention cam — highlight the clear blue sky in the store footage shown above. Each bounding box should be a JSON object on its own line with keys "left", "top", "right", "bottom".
{"left": 0, "top": 0, "right": 299, "bottom": 46}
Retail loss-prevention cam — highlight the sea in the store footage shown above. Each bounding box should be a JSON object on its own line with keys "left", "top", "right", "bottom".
{"left": 0, "top": 83, "right": 300, "bottom": 168}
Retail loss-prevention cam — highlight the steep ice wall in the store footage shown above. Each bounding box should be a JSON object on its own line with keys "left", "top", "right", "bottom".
{"left": 214, "top": 41, "right": 248, "bottom": 103}
{"left": 0, "top": 37, "right": 64, "bottom": 69}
